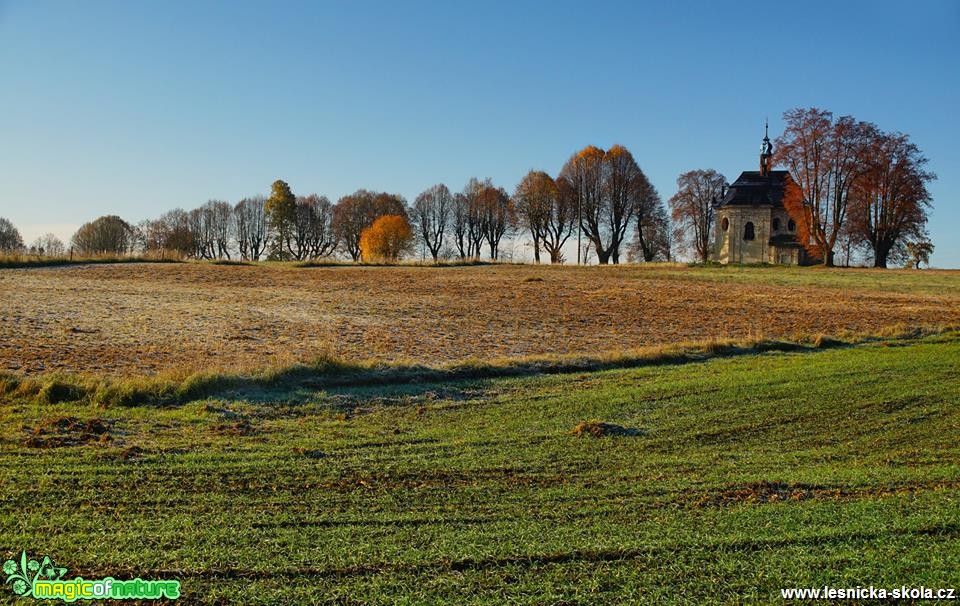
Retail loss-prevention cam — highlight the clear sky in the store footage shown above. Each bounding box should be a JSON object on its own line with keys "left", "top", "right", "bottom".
{"left": 1, "top": 0, "right": 957, "bottom": 266}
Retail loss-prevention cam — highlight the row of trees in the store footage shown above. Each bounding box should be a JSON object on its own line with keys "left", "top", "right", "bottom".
{"left": 411, "top": 145, "right": 672, "bottom": 265}
{"left": 775, "top": 108, "right": 934, "bottom": 267}
{"left": 110, "top": 143, "right": 670, "bottom": 264}
{"left": 1, "top": 123, "right": 934, "bottom": 266}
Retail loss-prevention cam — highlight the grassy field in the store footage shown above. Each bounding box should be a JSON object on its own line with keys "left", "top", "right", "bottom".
{"left": 1, "top": 263, "right": 958, "bottom": 603}
{"left": 1, "top": 329, "right": 958, "bottom": 604}
{"left": 2, "top": 262, "right": 957, "bottom": 375}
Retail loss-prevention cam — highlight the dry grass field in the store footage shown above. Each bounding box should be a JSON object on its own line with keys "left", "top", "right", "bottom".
{"left": 1, "top": 262, "right": 957, "bottom": 376}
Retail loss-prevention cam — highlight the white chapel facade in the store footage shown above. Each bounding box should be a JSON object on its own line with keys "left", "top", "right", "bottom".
{"left": 712, "top": 126, "right": 812, "bottom": 265}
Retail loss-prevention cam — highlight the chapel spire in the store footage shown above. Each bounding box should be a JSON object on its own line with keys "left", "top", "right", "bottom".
{"left": 760, "top": 119, "right": 773, "bottom": 176}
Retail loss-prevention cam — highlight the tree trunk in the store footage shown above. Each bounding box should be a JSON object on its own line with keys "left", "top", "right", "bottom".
{"left": 872, "top": 241, "right": 892, "bottom": 269}
{"left": 821, "top": 248, "right": 834, "bottom": 267}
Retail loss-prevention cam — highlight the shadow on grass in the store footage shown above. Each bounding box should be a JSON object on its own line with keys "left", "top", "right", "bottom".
{"left": 4, "top": 325, "right": 952, "bottom": 409}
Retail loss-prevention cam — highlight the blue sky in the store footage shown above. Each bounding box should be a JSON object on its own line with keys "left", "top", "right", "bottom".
{"left": 1, "top": 0, "right": 957, "bottom": 265}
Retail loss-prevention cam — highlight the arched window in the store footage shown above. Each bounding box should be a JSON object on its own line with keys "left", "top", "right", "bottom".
{"left": 772, "top": 218, "right": 781, "bottom": 232}
{"left": 743, "top": 222, "right": 755, "bottom": 241}
{"left": 721, "top": 217, "right": 729, "bottom": 232}
{"left": 788, "top": 219, "right": 796, "bottom": 232}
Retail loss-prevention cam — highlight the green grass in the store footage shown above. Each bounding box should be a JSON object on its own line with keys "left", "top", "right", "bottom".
{"left": 1, "top": 333, "right": 959, "bottom": 604}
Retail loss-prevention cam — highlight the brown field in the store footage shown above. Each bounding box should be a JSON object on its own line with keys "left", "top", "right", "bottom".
{"left": 1, "top": 262, "right": 958, "bottom": 376}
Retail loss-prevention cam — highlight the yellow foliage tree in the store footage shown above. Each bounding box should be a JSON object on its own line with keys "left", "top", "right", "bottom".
{"left": 359, "top": 214, "right": 414, "bottom": 262}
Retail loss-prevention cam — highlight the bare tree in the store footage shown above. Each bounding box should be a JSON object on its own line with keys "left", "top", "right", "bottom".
{"left": 412, "top": 184, "right": 451, "bottom": 261}
{"left": 29, "top": 233, "right": 65, "bottom": 257}
{"left": 631, "top": 200, "right": 671, "bottom": 262}
{"left": 189, "top": 205, "right": 217, "bottom": 259}
{"left": 668, "top": 169, "right": 727, "bottom": 262}
{"left": 292, "top": 194, "right": 337, "bottom": 260}
{"left": 204, "top": 200, "right": 233, "bottom": 260}
{"left": 544, "top": 176, "right": 578, "bottom": 263}
{"left": 0, "top": 218, "right": 24, "bottom": 252}
{"left": 234, "top": 196, "right": 268, "bottom": 261}
{"left": 451, "top": 192, "right": 471, "bottom": 260}
{"left": 461, "top": 178, "right": 490, "bottom": 260}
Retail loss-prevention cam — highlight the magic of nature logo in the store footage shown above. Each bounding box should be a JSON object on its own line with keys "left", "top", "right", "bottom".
{"left": 3, "top": 551, "right": 180, "bottom": 602}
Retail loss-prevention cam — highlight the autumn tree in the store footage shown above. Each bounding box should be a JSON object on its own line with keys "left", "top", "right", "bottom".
{"left": 478, "top": 185, "right": 512, "bottom": 260}
{"left": 668, "top": 169, "right": 726, "bottom": 262}
{"left": 139, "top": 209, "right": 195, "bottom": 259}
{"left": 359, "top": 214, "right": 414, "bottom": 262}
{"left": 333, "top": 190, "right": 408, "bottom": 261}
{"left": 605, "top": 145, "right": 649, "bottom": 264}
{"left": 71, "top": 215, "right": 134, "bottom": 255}
{"left": 905, "top": 238, "right": 934, "bottom": 269}
{"left": 513, "top": 171, "right": 577, "bottom": 264}
{"left": 774, "top": 108, "right": 872, "bottom": 266}
{"left": 265, "top": 179, "right": 297, "bottom": 260}
{"left": 559, "top": 144, "right": 658, "bottom": 264}
{"left": 412, "top": 184, "right": 451, "bottom": 261}
{"left": 543, "top": 176, "right": 579, "bottom": 263}
{"left": 0, "top": 218, "right": 24, "bottom": 252}
{"left": 514, "top": 171, "right": 551, "bottom": 263}
{"left": 558, "top": 145, "right": 604, "bottom": 263}
{"left": 234, "top": 196, "right": 268, "bottom": 261}
{"left": 512, "top": 171, "right": 548, "bottom": 263}
{"left": 848, "top": 131, "right": 935, "bottom": 268}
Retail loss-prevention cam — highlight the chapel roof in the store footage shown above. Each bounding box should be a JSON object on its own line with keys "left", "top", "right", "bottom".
{"left": 715, "top": 170, "right": 792, "bottom": 209}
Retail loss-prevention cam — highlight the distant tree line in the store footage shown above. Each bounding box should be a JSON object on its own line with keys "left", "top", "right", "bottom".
{"left": 1, "top": 143, "right": 672, "bottom": 265}
{"left": 0, "top": 131, "right": 934, "bottom": 267}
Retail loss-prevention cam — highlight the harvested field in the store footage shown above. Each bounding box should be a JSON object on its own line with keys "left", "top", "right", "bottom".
{"left": 1, "top": 262, "right": 958, "bottom": 375}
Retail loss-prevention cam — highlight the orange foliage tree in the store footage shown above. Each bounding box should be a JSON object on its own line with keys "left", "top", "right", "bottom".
{"left": 359, "top": 214, "right": 414, "bottom": 262}
{"left": 774, "top": 108, "right": 872, "bottom": 266}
